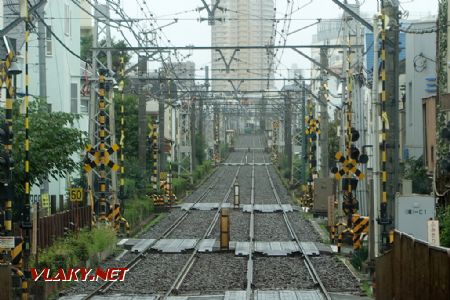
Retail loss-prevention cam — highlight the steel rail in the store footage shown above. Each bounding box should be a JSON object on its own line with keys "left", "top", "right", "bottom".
{"left": 164, "top": 151, "right": 247, "bottom": 298}
{"left": 82, "top": 164, "right": 230, "bottom": 299}
{"left": 262, "top": 155, "right": 332, "bottom": 300}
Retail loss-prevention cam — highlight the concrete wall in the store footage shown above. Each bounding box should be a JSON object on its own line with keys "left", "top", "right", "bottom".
{"left": 404, "top": 21, "right": 436, "bottom": 159}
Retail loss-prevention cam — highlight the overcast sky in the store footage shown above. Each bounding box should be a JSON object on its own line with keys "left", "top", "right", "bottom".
{"left": 111, "top": 0, "right": 439, "bottom": 84}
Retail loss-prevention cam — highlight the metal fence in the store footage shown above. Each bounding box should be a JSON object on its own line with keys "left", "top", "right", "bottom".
{"left": 37, "top": 206, "right": 91, "bottom": 249}
{"left": 376, "top": 230, "right": 450, "bottom": 300}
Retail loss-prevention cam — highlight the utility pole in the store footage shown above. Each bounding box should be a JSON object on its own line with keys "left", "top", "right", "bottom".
{"left": 379, "top": 1, "right": 400, "bottom": 252}
{"left": 138, "top": 55, "right": 147, "bottom": 171}
{"left": 38, "top": 6, "right": 46, "bottom": 101}
{"left": 85, "top": 3, "right": 119, "bottom": 217}
{"left": 191, "top": 95, "right": 197, "bottom": 171}
{"left": 284, "top": 89, "right": 293, "bottom": 183}
{"left": 319, "top": 47, "right": 329, "bottom": 178}
{"left": 213, "top": 103, "right": 220, "bottom": 164}
{"left": 301, "top": 82, "right": 307, "bottom": 185}
{"left": 158, "top": 73, "right": 166, "bottom": 174}
{"left": 370, "top": 15, "right": 381, "bottom": 262}
{"left": 200, "top": 66, "right": 208, "bottom": 138}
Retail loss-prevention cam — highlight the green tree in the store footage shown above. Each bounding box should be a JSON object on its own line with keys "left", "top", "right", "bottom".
{"left": 195, "top": 134, "right": 206, "bottom": 165}
{"left": 81, "top": 35, "right": 131, "bottom": 74}
{"left": 402, "top": 156, "right": 432, "bottom": 194}
{"left": 0, "top": 98, "right": 86, "bottom": 201}
{"left": 328, "top": 118, "right": 340, "bottom": 168}
{"left": 439, "top": 206, "right": 450, "bottom": 247}
{"left": 114, "top": 94, "right": 150, "bottom": 197}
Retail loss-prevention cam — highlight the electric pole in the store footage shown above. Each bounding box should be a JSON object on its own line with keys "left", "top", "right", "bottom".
{"left": 191, "top": 94, "right": 197, "bottom": 170}
{"left": 379, "top": 1, "right": 400, "bottom": 252}
{"left": 319, "top": 47, "right": 329, "bottom": 178}
{"left": 138, "top": 55, "right": 148, "bottom": 171}
{"left": 284, "top": 89, "right": 293, "bottom": 183}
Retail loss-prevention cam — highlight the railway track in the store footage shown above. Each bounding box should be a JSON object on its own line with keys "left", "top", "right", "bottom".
{"left": 80, "top": 152, "right": 248, "bottom": 299}
{"left": 258, "top": 155, "right": 331, "bottom": 300}
{"left": 162, "top": 152, "right": 248, "bottom": 297}
{"left": 60, "top": 134, "right": 361, "bottom": 300}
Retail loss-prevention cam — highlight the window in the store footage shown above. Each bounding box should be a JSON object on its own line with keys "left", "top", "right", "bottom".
{"left": 70, "top": 83, "right": 78, "bottom": 113}
{"left": 64, "top": 4, "right": 71, "bottom": 36}
{"left": 80, "top": 98, "right": 89, "bottom": 114}
{"left": 46, "top": 26, "right": 52, "bottom": 56}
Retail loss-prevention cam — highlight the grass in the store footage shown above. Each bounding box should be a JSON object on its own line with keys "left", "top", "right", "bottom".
{"left": 361, "top": 280, "right": 374, "bottom": 297}
{"left": 123, "top": 196, "right": 154, "bottom": 228}
{"left": 32, "top": 227, "right": 117, "bottom": 271}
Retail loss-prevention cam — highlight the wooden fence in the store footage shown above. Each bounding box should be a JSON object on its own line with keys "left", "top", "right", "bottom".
{"left": 376, "top": 230, "right": 450, "bottom": 300}
{"left": 37, "top": 206, "right": 91, "bottom": 249}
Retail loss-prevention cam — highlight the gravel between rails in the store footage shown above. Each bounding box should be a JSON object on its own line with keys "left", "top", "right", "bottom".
{"left": 199, "top": 166, "right": 239, "bottom": 203}
{"left": 254, "top": 165, "right": 278, "bottom": 204}
{"left": 60, "top": 252, "right": 139, "bottom": 297}
{"left": 236, "top": 165, "right": 252, "bottom": 205}
{"left": 179, "top": 253, "right": 247, "bottom": 292}
{"left": 254, "top": 213, "right": 292, "bottom": 241}
{"left": 108, "top": 253, "right": 190, "bottom": 294}
{"left": 209, "top": 210, "right": 250, "bottom": 241}
{"left": 140, "top": 209, "right": 185, "bottom": 239}
{"left": 168, "top": 210, "right": 216, "bottom": 239}
{"left": 267, "top": 164, "right": 290, "bottom": 204}
{"left": 253, "top": 255, "right": 315, "bottom": 290}
{"left": 310, "top": 255, "right": 361, "bottom": 294}
{"left": 287, "top": 212, "right": 322, "bottom": 242}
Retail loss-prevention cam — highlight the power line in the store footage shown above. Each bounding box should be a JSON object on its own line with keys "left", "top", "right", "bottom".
{"left": 32, "top": 6, "right": 87, "bottom": 64}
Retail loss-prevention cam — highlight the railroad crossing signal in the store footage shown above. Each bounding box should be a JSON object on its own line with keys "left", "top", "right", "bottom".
{"left": 331, "top": 129, "right": 368, "bottom": 182}
{"left": 83, "top": 144, "right": 120, "bottom": 172}
{"left": 305, "top": 116, "right": 320, "bottom": 137}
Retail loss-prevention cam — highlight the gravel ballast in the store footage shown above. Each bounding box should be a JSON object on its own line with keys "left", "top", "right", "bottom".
{"left": 179, "top": 253, "right": 247, "bottom": 292}
{"left": 168, "top": 210, "right": 216, "bottom": 239}
{"left": 310, "top": 255, "right": 361, "bottom": 294}
{"left": 108, "top": 253, "right": 190, "bottom": 294}
{"left": 254, "top": 213, "right": 291, "bottom": 241}
{"left": 287, "top": 212, "right": 322, "bottom": 242}
{"left": 253, "top": 256, "right": 315, "bottom": 290}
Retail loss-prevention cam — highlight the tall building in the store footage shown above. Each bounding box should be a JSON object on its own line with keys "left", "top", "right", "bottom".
{"left": 211, "top": 0, "right": 274, "bottom": 93}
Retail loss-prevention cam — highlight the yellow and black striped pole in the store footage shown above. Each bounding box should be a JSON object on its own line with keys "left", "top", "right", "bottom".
{"left": 167, "top": 80, "right": 174, "bottom": 207}
{"left": 21, "top": 12, "right": 32, "bottom": 300}
{"left": 379, "top": 12, "right": 389, "bottom": 249}
{"left": 344, "top": 33, "right": 354, "bottom": 227}
{"left": 306, "top": 99, "right": 317, "bottom": 208}
{"left": 3, "top": 52, "right": 15, "bottom": 236}
{"left": 150, "top": 119, "right": 162, "bottom": 207}
{"left": 98, "top": 69, "right": 108, "bottom": 220}
{"left": 119, "top": 58, "right": 125, "bottom": 209}
{"left": 213, "top": 105, "right": 220, "bottom": 164}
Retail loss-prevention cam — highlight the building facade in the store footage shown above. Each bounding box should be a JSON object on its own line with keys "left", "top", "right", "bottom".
{"left": 211, "top": 0, "right": 275, "bottom": 93}
{"left": 3, "top": 0, "right": 83, "bottom": 211}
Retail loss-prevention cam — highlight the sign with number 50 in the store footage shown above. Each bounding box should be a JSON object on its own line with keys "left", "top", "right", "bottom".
{"left": 69, "top": 188, "right": 83, "bottom": 202}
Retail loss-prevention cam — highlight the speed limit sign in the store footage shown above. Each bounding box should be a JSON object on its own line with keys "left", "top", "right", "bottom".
{"left": 69, "top": 188, "right": 83, "bottom": 202}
